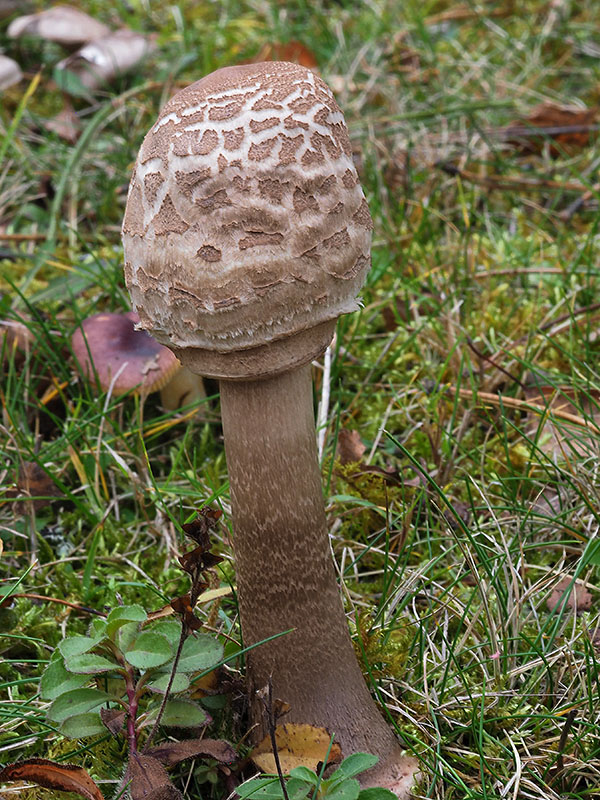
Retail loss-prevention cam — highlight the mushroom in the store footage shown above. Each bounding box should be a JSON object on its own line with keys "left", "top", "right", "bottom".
{"left": 71, "top": 311, "right": 205, "bottom": 410}
{"left": 122, "top": 62, "right": 418, "bottom": 795}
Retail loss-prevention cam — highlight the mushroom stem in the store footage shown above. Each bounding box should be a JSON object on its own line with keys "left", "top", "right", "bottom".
{"left": 220, "top": 365, "right": 415, "bottom": 791}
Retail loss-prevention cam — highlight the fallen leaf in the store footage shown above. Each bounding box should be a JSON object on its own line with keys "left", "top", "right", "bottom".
{"left": 0, "top": 54, "right": 22, "bottom": 91}
{"left": 337, "top": 429, "right": 366, "bottom": 465}
{"left": 251, "top": 723, "right": 342, "bottom": 774}
{"left": 14, "top": 461, "right": 62, "bottom": 513}
{"left": 146, "top": 738, "right": 236, "bottom": 766}
{"left": 386, "top": 32, "right": 420, "bottom": 75}
{"left": 126, "top": 754, "right": 183, "bottom": 800}
{"left": 8, "top": 5, "right": 110, "bottom": 46}
{"left": 547, "top": 577, "right": 592, "bottom": 613}
{"left": 100, "top": 707, "right": 126, "bottom": 736}
{"left": 505, "top": 103, "right": 598, "bottom": 156}
{"left": 523, "top": 385, "right": 600, "bottom": 460}
{"left": 190, "top": 667, "right": 219, "bottom": 699}
{"left": 43, "top": 105, "right": 82, "bottom": 143}
{"left": 252, "top": 41, "right": 318, "bottom": 70}
{"left": 57, "top": 29, "right": 156, "bottom": 91}
{"left": 0, "top": 758, "right": 103, "bottom": 800}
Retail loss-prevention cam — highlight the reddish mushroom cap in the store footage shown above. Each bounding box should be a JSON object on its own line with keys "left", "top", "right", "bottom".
{"left": 71, "top": 311, "right": 179, "bottom": 395}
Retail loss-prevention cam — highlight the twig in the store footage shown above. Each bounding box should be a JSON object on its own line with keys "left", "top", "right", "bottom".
{"left": 551, "top": 709, "right": 577, "bottom": 790}
{"left": 11, "top": 593, "right": 105, "bottom": 616}
{"left": 471, "top": 267, "right": 564, "bottom": 279}
{"left": 265, "top": 677, "right": 290, "bottom": 800}
{"left": 438, "top": 161, "right": 589, "bottom": 193}
{"left": 465, "top": 337, "right": 526, "bottom": 390}
{"left": 559, "top": 182, "right": 600, "bottom": 221}
{"left": 142, "top": 626, "right": 187, "bottom": 753}
{"left": 317, "top": 341, "right": 333, "bottom": 461}
{"left": 453, "top": 387, "right": 600, "bottom": 434}
{"left": 0, "top": 233, "right": 45, "bottom": 241}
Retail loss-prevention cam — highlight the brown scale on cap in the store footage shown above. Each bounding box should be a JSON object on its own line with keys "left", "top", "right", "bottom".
{"left": 122, "top": 61, "right": 373, "bottom": 366}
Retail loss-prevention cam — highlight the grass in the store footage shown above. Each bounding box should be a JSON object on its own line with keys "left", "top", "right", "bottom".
{"left": 2, "top": 0, "right": 600, "bottom": 797}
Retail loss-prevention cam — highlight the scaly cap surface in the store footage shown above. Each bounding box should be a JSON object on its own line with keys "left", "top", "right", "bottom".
{"left": 123, "top": 62, "right": 372, "bottom": 376}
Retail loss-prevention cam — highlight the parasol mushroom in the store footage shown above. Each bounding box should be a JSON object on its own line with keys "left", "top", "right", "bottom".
{"left": 122, "top": 62, "right": 418, "bottom": 795}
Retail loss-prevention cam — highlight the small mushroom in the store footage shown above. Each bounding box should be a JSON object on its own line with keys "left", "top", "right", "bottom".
{"left": 0, "top": 55, "right": 22, "bottom": 91}
{"left": 71, "top": 311, "right": 205, "bottom": 410}
{"left": 56, "top": 29, "right": 156, "bottom": 92}
{"left": 123, "top": 62, "right": 418, "bottom": 794}
{"left": 7, "top": 5, "right": 110, "bottom": 46}
{"left": 1, "top": 313, "right": 34, "bottom": 365}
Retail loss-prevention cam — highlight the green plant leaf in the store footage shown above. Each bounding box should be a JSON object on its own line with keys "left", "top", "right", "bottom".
{"left": 161, "top": 634, "right": 222, "bottom": 674}
{"left": 358, "top": 789, "right": 398, "bottom": 800}
{"left": 159, "top": 699, "right": 208, "bottom": 728}
{"left": 329, "top": 754, "right": 378, "bottom": 782}
{"left": 40, "top": 658, "right": 90, "bottom": 701}
{"left": 58, "top": 634, "right": 103, "bottom": 660}
{"left": 324, "top": 779, "right": 360, "bottom": 800}
{"left": 147, "top": 672, "right": 190, "bottom": 694}
{"left": 236, "top": 777, "right": 285, "bottom": 799}
{"left": 118, "top": 621, "right": 141, "bottom": 654}
{"left": 64, "top": 653, "right": 119, "bottom": 675}
{"left": 149, "top": 620, "right": 182, "bottom": 648}
{"left": 124, "top": 631, "right": 172, "bottom": 670}
{"left": 106, "top": 605, "right": 147, "bottom": 639}
{"left": 289, "top": 767, "right": 319, "bottom": 787}
{"left": 286, "top": 777, "right": 312, "bottom": 800}
{"left": 89, "top": 618, "right": 107, "bottom": 638}
{"left": 60, "top": 712, "right": 107, "bottom": 739}
{"left": 47, "top": 688, "right": 110, "bottom": 723}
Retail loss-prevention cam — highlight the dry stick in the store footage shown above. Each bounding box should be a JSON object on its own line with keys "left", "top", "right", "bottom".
{"left": 317, "top": 341, "right": 333, "bottom": 461}
{"left": 142, "top": 626, "right": 188, "bottom": 753}
{"left": 452, "top": 387, "right": 600, "bottom": 434}
{"left": 0, "top": 233, "right": 45, "bottom": 241}
{"left": 265, "top": 677, "right": 290, "bottom": 800}
{"left": 485, "top": 301, "right": 600, "bottom": 368}
{"left": 472, "top": 267, "right": 564, "bottom": 279}
{"left": 11, "top": 592, "right": 105, "bottom": 616}
{"left": 551, "top": 708, "right": 577, "bottom": 791}
{"left": 560, "top": 182, "right": 600, "bottom": 221}
{"left": 438, "top": 162, "right": 589, "bottom": 193}
{"left": 465, "top": 337, "right": 527, "bottom": 390}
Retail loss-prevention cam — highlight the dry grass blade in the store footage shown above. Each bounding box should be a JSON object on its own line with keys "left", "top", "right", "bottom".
{"left": 454, "top": 387, "right": 600, "bottom": 435}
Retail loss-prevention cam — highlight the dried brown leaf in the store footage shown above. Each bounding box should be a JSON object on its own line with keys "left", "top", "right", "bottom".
{"left": 14, "top": 461, "right": 62, "bottom": 513}
{"left": 100, "top": 707, "right": 126, "bottom": 736}
{"left": 182, "top": 507, "right": 222, "bottom": 546}
{"left": 8, "top": 5, "right": 110, "bottom": 46}
{"left": 336, "top": 429, "right": 366, "bottom": 465}
{"left": 547, "top": 577, "right": 592, "bottom": 614}
{"left": 506, "top": 103, "right": 598, "bottom": 156}
{"left": 253, "top": 41, "right": 318, "bottom": 70}
{"left": 43, "top": 105, "right": 82, "bottom": 144}
{"left": 146, "top": 738, "right": 236, "bottom": 766}
{"left": 523, "top": 386, "right": 600, "bottom": 460}
{"left": 0, "top": 758, "right": 103, "bottom": 800}
{"left": 126, "top": 754, "right": 183, "bottom": 800}
{"left": 251, "top": 723, "right": 342, "bottom": 774}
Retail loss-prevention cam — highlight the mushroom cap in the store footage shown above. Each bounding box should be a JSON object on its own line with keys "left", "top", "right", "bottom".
{"left": 71, "top": 311, "right": 179, "bottom": 395}
{"left": 122, "top": 61, "right": 372, "bottom": 379}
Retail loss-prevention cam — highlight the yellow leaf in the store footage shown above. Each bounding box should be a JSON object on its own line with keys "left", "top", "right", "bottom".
{"left": 251, "top": 724, "right": 342, "bottom": 774}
